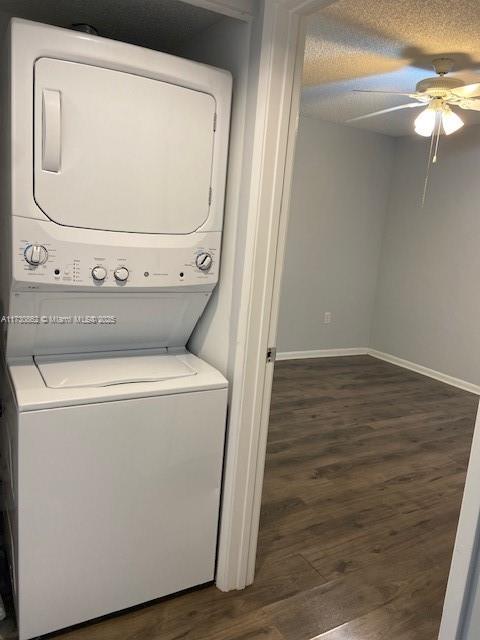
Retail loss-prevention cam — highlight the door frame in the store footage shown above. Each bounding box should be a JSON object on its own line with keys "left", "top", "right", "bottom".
{"left": 439, "top": 405, "right": 480, "bottom": 639}
{"left": 216, "top": 2, "right": 480, "bottom": 638}
{"left": 215, "top": 0, "right": 338, "bottom": 591}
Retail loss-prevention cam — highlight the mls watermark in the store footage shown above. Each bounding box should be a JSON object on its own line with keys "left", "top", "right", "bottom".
{"left": 0, "top": 315, "right": 117, "bottom": 325}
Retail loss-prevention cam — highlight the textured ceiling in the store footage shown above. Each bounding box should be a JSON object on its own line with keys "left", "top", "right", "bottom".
{"left": 302, "top": 0, "right": 480, "bottom": 136}
{"left": 0, "top": 0, "right": 223, "bottom": 52}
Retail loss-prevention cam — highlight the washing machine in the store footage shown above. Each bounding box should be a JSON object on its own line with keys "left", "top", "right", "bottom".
{"left": 0, "top": 18, "right": 231, "bottom": 640}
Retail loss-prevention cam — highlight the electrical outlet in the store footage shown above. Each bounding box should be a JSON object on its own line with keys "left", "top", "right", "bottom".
{"left": 324, "top": 312, "right": 332, "bottom": 324}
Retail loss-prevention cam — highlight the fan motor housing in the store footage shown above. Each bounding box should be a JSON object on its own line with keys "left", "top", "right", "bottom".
{"left": 416, "top": 76, "right": 465, "bottom": 96}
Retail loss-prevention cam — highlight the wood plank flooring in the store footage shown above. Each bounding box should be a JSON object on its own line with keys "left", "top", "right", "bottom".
{"left": 1, "top": 355, "right": 477, "bottom": 640}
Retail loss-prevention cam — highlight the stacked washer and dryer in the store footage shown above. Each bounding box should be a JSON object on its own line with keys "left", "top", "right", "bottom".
{"left": 0, "top": 18, "right": 232, "bottom": 640}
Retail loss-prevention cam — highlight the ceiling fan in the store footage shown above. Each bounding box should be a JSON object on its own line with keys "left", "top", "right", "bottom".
{"left": 347, "top": 58, "right": 480, "bottom": 204}
{"left": 348, "top": 58, "right": 480, "bottom": 135}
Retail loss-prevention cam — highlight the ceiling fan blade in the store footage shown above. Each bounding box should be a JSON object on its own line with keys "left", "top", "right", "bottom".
{"left": 456, "top": 98, "right": 480, "bottom": 111}
{"left": 346, "top": 102, "right": 424, "bottom": 123}
{"left": 451, "top": 83, "right": 480, "bottom": 98}
{"left": 352, "top": 89, "right": 418, "bottom": 97}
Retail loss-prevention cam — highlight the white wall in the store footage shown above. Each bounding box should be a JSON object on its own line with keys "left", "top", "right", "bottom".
{"left": 277, "top": 115, "right": 394, "bottom": 353}
{"left": 278, "top": 114, "right": 480, "bottom": 387}
{"left": 371, "top": 129, "right": 480, "bottom": 386}
{"left": 176, "top": 16, "right": 255, "bottom": 380}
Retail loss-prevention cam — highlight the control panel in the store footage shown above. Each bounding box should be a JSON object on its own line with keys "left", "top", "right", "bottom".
{"left": 13, "top": 218, "right": 220, "bottom": 291}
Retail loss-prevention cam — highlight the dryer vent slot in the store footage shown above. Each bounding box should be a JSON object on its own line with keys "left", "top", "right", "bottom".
{"left": 71, "top": 24, "right": 99, "bottom": 36}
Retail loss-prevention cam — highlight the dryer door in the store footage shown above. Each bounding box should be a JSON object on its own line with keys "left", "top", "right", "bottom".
{"left": 34, "top": 58, "right": 216, "bottom": 234}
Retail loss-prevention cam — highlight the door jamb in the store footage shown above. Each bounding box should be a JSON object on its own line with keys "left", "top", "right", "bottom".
{"left": 439, "top": 405, "right": 480, "bottom": 639}
{"left": 215, "top": 0, "right": 337, "bottom": 591}
{"left": 244, "top": 9, "right": 307, "bottom": 583}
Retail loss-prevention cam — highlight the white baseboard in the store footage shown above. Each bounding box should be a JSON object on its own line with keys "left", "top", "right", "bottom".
{"left": 276, "top": 346, "right": 480, "bottom": 395}
{"left": 276, "top": 347, "right": 368, "bottom": 361}
{"left": 368, "top": 349, "right": 480, "bottom": 395}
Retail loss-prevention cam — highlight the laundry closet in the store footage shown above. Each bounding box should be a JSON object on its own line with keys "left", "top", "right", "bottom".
{"left": 0, "top": 2, "right": 260, "bottom": 639}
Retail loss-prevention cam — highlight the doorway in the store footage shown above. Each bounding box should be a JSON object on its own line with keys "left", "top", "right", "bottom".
{"left": 257, "top": 1, "right": 480, "bottom": 637}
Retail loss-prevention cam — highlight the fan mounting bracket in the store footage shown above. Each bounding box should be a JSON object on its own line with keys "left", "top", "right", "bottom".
{"left": 432, "top": 57, "right": 455, "bottom": 76}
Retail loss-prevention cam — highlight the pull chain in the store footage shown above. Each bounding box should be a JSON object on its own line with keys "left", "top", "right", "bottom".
{"left": 422, "top": 111, "right": 442, "bottom": 207}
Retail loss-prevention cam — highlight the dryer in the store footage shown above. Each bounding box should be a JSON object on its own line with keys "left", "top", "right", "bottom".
{"left": 0, "top": 18, "right": 232, "bottom": 640}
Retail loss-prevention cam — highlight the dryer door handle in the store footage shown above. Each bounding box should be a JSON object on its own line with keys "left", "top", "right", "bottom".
{"left": 42, "top": 89, "right": 62, "bottom": 173}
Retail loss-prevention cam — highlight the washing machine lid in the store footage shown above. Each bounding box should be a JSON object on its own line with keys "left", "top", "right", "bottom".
{"left": 34, "top": 58, "right": 216, "bottom": 235}
{"left": 9, "top": 350, "right": 228, "bottom": 411}
{"left": 35, "top": 350, "right": 197, "bottom": 389}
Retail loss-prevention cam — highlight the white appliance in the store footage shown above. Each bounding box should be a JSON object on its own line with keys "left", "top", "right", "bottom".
{"left": 0, "top": 18, "right": 231, "bottom": 640}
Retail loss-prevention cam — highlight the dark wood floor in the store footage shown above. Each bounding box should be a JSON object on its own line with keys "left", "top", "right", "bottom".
{"left": 2, "top": 356, "right": 478, "bottom": 639}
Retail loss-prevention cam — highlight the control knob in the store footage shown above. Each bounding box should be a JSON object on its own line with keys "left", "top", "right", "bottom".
{"left": 92, "top": 265, "right": 107, "bottom": 282}
{"left": 114, "top": 267, "right": 129, "bottom": 282}
{"left": 24, "top": 244, "right": 48, "bottom": 266}
{"left": 196, "top": 252, "right": 213, "bottom": 272}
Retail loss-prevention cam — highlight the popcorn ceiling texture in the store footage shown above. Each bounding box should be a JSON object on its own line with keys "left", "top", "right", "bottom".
{"left": 303, "top": 0, "right": 480, "bottom": 136}
{"left": 0, "top": 0, "right": 222, "bottom": 52}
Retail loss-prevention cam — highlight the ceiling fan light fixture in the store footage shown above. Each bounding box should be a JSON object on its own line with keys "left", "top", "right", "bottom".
{"left": 348, "top": 58, "right": 478, "bottom": 206}
{"left": 441, "top": 106, "right": 464, "bottom": 135}
{"left": 414, "top": 106, "right": 437, "bottom": 137}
